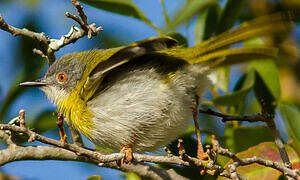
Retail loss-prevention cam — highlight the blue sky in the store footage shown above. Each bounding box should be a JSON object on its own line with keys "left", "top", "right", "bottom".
{"left": 0, "top": 0, "right": 299, "bottom": 179}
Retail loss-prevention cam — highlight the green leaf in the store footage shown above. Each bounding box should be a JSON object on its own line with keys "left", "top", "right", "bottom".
{"left": 224, "top": 124, "right": 235, "bottom": 152}
{"left": 125, "top": 172, "right": 141, "bottom": 180}
{"left": 30, "top": 110, "right": 56, "bottom": 134}
{"left": 86, "top": 175, "right": 103, "bottom": 180}
{"left": 279, "top": 102, "right": 300, "bottom": 153}
{"left": 169, "top": 0, "right": 218, "bottom": 29}
{"left": 216, "top": 0, "right": 245, "bottom": 34}
{"left": 213, "top": 70, "right": 255, "bottom": 107}
{"left": 246, "top": 38, "right": 281, "bottom": 114}
{"left": 194, "top": 3, "right": 226, "bottom": 94}
{"left": 215, "top": 67, "right": 231, "bottom": 93}
{"left": 253, "top": 71, "right": 277, "bottom": 114}
{"left": 22, "top": 0, "right": 43, "bottom": 7}
{"left": 219, "top": 142, "right": 300, "bottom": 180}
{"left": 194, "top": 4, "right": 220, "bottom": 44}
{"left": 166, "top": 32, "right": 188, "bottom": 47}
{"left": 232, "top": 126, "right": 273, "bottom": 153}
{"left": 246, "top": 39, "right": 281, "bottom": 101}
{"left": 79, "top": 0, "right": 159, "bottom": 31}
{"left": 159, "top": 0, "right": 171, "bottom": 30}
{"left": 249, "top": 60, "right": 281, "bottom": 101}
{"left": 95, "top": 146, "right": 115, "bottom": 153}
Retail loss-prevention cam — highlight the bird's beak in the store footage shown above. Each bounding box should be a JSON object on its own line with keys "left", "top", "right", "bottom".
{"left": 19, "top": 79, "right": 47, "bottom": 87}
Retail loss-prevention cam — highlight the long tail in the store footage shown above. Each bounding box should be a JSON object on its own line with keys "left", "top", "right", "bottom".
{"left": 160, "top": 12, "right": 293, "bottom": 68}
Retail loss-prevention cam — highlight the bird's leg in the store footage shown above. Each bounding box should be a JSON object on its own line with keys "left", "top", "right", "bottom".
{"left": 117, "top": 144, "right": 133, "bottom": 166}
{"left": 56, "top": 113, "right": 67, "bottom": 144}
{"left": 193, "top": 95, "right": 208, "bottom": 160}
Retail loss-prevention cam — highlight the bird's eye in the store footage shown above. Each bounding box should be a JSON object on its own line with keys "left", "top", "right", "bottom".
{"left": 57, "top": 72, "right": 67, "bottom": 83}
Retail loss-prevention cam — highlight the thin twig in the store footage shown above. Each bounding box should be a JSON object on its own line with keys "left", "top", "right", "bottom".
{"left": 0, "top": 0, "right": 102, "bottom": 64}
{"left": 56, "top": 113, "right": 67, "bottom": 144}
{"left": 199, "top": 108, "right": 266, "bottom": 122}
{"left": 200, "top": 99, "right": 293, "bottom": 173}
{"left": 18, "top": 110, "right": 26, "bottom": 128}
{"left": 260, "top": 100, "right": 292, "bottom": 170}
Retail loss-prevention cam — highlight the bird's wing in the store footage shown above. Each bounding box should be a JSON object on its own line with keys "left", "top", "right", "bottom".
{"left": 80, "top": 37, "right": 178, "bottom": 101}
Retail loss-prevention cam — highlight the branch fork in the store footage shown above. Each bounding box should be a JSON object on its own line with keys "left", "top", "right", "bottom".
{"left": 0, "top": 0, "right": 102, "bottom": 64}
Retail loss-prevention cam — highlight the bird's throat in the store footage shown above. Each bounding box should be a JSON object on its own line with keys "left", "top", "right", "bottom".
{"left": 57, "top": 92, "right": 94, "bottom": 138}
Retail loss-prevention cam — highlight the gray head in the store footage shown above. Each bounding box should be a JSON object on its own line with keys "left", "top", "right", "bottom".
{"left": 20, "top": 53, "right": 86, "bottom": 104}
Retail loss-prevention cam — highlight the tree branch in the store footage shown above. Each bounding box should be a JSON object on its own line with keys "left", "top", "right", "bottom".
{"left": 200, "top": 99, "right": 293, "bottom": 173}
{"left": 0, "top": 0, "right": 102, "bottom": 64}
{"left": 0, "top": 122, "right": 234, "bottom": 179}
{"left": 0, "top": 145, "right": 187, "bottom": 180}
{"left": 199, "top": 108, "right": 266, "bottom": 122}
{"left": 1, "top": 120, "right": 299, "bottom": 179}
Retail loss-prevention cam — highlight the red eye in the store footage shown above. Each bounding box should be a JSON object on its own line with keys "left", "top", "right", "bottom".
{"left": 57, "top": 72, "right": 67, "bottom": 83}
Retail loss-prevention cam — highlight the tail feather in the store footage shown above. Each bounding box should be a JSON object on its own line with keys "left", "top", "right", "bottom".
{"left": 196, "top": 12, "right": 292, "bottom": 52}
{"left": 190, "top": 47, "right": 278, "bottom": 68}
{"left": 160, "top": 12, "right": 293, "bottom": 67}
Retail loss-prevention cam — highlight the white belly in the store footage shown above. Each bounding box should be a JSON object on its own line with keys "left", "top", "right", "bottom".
{"left": 87, "top": 64, "right": 209, "bottom": 152}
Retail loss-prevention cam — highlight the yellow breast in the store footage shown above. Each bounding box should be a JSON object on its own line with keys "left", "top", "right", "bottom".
{"left": 57, "top": 91, "right": 94, "bottom": 138}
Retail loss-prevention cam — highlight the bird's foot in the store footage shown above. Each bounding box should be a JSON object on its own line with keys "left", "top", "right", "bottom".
{"left": 117, "top": 145, "right": 133, "bottom": 166}
{"left": 197, "top": 149, "right": 209, "bottom": 161}
{"left": 199, "top": 149, "right": 216, "bottom": 176}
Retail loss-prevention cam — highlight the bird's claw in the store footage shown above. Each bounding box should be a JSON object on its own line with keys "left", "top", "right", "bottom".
{"left": 117, "top": 145, "right": 133, "bottom": 166}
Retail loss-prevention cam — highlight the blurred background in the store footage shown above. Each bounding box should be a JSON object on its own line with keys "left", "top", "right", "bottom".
{"left": 0, "top": 0, "right": 299, "bottom": 179}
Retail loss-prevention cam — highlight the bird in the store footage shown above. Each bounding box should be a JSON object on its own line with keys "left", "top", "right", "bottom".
{"left": 20, "top": 12, "right": 292, "bottom": 164}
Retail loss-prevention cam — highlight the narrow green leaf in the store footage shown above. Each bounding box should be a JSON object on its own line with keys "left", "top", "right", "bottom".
{"left": 253, "top": 72, "right": 277, "bottom": 114}
{"left": 213, "top": 70, "right": 255, "bottom": 107}
{"left": 217, "top": 67, "right": 231, "bottom": 93}
{"left": 246, "top": 38, "right": 281, "bottom": 114}
{"left": 216, "top": 0, "right": 245, "bottom": 34}
{"left": 95, "top": 146, "right": 115, "bottom": 153}
{"left": 279, "top": 102, "right": 300, "bottom": 153}
{"left": 166, "top": 32, "right": 188, "bottom": 47}
{"left": 224, "top": 124, "right": 235, "bottom": 154}
{"left": 125, "top": 172, "right": 141, "bottom": 180}
{"left": 159, "top": 0, "right": 171, "bottom": 30}
{"left": 79, "top": 0, "right": 159, "bottom": 31}
{"left": 194, "top": 4, "right": 220, "bottom": 44}
{"left": 22, "top": 0, "right": 42, "bottom": 6}
{"left": 169, "top": 0, "right": 218, "bottom": 29}
{"left": 249, "top": 60, "right": 281, "bottom": 101}
{"left": 246, "top": 38, "right": 281, "bottom": 101}
{"left": 210, "top": 0, "right": 246, "bottom": 94}
{"left": 86, "top": 175, "right": 103, "bottom": 180}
